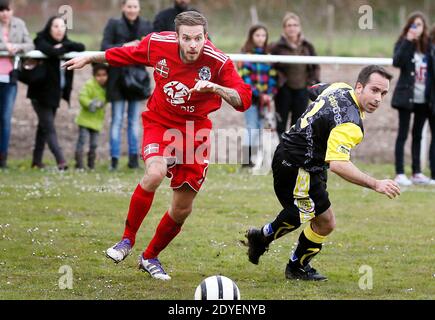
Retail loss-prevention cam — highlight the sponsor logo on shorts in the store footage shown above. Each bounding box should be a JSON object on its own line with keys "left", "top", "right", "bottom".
{"left": 295, "top": 198, "right": 315, "bottom": 214}
{"left": 294, "top": 198, "right": 316, "bottom": 223}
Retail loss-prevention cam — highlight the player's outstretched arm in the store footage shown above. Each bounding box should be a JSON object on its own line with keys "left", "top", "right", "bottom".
{"left": 189, "top": 80, "right": 242, "bottom": 108}
{"left": 62, "top": 53, "right": 107, "bottom": 70}
{"left": 329, "top": 160, "right": 401, "bottom": 199}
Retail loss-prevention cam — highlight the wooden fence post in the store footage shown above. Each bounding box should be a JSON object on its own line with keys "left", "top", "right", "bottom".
{"left": 250, "top": 5, "right": 259, "bottom": 25}
{"left": 326, "top": 4, "right": 335, "bottom": 55}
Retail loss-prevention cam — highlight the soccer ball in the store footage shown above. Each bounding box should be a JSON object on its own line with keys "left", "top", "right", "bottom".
{"left": 194, "top": 275, "right": 241, "bottom": 300}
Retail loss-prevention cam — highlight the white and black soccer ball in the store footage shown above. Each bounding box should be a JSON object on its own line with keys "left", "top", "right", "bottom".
{"left": 194, "top": 275, "right": 240, "bottom": 300}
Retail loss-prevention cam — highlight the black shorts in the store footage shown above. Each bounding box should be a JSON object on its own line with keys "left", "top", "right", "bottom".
{"left": 272, "top": 145, "right": 331, "bottom": 223}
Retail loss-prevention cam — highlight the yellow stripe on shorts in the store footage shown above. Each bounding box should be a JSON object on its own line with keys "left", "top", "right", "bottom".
{"left": 293, "top": 168, "right": 316, "bottom": 223}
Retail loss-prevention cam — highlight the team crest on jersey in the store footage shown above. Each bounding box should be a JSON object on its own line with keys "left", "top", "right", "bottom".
{"left": 156, "top": 59, "right": 169, "bottom": 78}
{"left": 198, "top": 66, "right": 211, "bottom": 81}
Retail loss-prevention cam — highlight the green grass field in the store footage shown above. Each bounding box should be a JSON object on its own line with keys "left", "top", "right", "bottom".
{"left": 0, "top": 161, "right": 434, "bottom": 300}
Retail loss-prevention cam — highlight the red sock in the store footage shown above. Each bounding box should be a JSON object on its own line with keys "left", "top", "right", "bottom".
{"left": 122, "top": 184, "right": 155, "bottom": 246}
{"left": 143, "top": 212, "right": 182, "bottom": 259}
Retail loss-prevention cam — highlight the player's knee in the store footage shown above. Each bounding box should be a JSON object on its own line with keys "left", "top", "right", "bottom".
{"left": 170, "top": 205, "right": 192, "bottom": 224}
{"left": 141, "top": 158, "right": 167, "bottom": 191}
{"left": 141, "top": 172, "right": 165, "bottom": 191}
{"left": 323, "top": 216, "right": 336, "bottom": 234}
{"left": 312, "top": 210, "right": 336, "bottom": 235}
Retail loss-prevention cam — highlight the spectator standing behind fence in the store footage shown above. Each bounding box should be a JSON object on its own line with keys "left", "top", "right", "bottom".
{"left": 425, "top": 25, "right": 435, "bottom": 185}
{"left": 153, "top": 0, "right": 193, "bottom": 32}
{"left": 101, "top": 0, "right": 153, "bottom": 171}
{"left": 0, "top": 0, "right": 33, "bottom": 169}
{"left": 270, "top": 12, "right": 320, "bottom": 141}
{"left": 392, "top": 12, "right": 431, "bottom": 186}
{"left": 27, "top": 15, "right": 85, "bottom": 170}
{"left": 239, "top": 24, "right": 277, "bottom": 167}
{"left": 74, "top": 64, "right": 109, "bottom": 170}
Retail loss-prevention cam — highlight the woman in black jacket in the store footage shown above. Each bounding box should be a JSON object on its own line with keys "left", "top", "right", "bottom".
{"left": 391, "top": 12, "right": 430, "bottom": 186}
{"left": 28, "top": 15, "right": 84, "bottom": 170}
{"left": 101, "top": 0, "right": 152, "bottom": 170}
{"left": 270, "top": 12, "right": 320, "bottom": 141}
{"left": 426, "top": 25, "right": 435, "bottom": 184}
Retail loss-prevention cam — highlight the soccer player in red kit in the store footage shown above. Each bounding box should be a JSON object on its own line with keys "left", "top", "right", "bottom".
{"left": 63, "top": 11, "right": 252, "bottom": 280}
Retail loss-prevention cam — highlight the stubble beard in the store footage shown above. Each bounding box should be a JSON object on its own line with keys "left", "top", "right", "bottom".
{"left": 180, "top": 49, "right": 198, "bottom": 64}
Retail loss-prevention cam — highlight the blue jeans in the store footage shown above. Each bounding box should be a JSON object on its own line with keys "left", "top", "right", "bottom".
{"left": 0, "top": 82, "right": 17, "bottom": 155}
{"left": 110, "top": 100, "right": 141, "bottom": 159}
{"left": 244, "top": 104, "right": 262, "bottom": 147}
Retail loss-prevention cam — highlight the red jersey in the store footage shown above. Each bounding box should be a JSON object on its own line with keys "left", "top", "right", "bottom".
{"left": 105, "top": 32, "right": 252, "bottom": 130}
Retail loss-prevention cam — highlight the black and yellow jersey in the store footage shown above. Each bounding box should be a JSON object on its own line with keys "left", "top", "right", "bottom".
{"left": 281, "top": 82, "right": 365, "bottom": 173}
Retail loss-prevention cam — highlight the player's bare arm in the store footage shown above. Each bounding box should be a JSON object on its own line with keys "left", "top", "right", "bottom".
{"left": 189, "top": 80, "right": 242, "bottom": 107}
{"left": 329, "top": 160, "right": 401, "bottom": 199}
{"left": 214, "top": 85, "right": 242, "bottom": 107}
{"left": 62, "top": 53, "right": 107, "bottom": 70}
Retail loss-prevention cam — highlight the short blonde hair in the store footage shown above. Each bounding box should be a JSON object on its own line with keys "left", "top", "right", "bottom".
{"left": 282, "top": 12, "right": 301, "bottom": 28}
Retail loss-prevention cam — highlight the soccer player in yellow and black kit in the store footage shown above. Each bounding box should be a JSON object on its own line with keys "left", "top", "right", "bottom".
{"left": 245, "top": 65, "right": 401, "bottom": 281}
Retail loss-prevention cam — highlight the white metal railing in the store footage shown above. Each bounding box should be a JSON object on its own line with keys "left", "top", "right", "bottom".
{"left": 0, "top": 50, "right": 100, "bottom": 59}
{"left": 1, "top": 50, "right": 430, "bottom": 168}
{"left": 0, "top": 50, "right": 394, "bottom": 65}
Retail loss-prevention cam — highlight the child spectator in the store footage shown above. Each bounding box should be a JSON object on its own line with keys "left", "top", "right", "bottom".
{"left": 75, "top": 63, "right": 109, "bottom": 170}
{"left": 239, "top": 24, "right": 278, "bottom": 167}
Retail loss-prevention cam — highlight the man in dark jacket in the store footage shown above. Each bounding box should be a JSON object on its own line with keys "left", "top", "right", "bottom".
{"left": 153, "top": 0, "right": 192, "bottom": 32}
{"left": 101, "top": 0, "right": 153, "bottom": 170}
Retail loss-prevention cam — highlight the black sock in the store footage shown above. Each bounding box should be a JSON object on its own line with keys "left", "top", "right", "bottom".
{"left": 263, "top": 207, "right": 301, "bottom": 242}
{"left": 290, "top": 224, "right": 326, "bottom": 268}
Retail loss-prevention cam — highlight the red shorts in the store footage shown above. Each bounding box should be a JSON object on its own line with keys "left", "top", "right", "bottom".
{"left": 141, "top": 116, "right": 211, "bottom": 193}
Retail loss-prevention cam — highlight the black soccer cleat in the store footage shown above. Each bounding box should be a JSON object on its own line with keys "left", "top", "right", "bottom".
{"left": 245, "top": 228, "right": 269, "bottom": 265}
{"left": 285, "top": 263, "right": 328, "bottom": 281}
